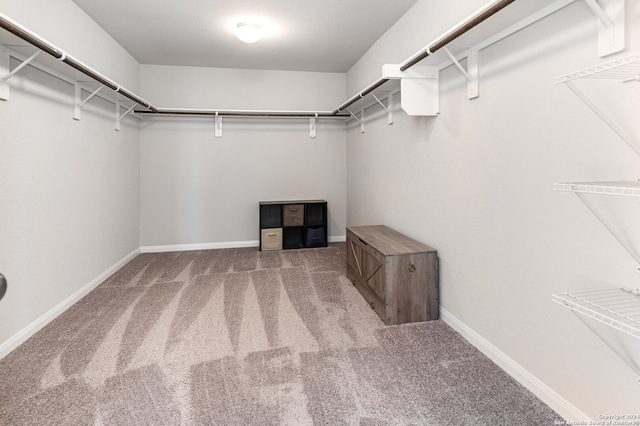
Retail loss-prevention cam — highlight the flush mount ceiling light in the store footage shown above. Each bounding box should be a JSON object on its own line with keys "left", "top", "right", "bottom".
{"left": 236, "top": 22, "right": 261, "bottom": 44}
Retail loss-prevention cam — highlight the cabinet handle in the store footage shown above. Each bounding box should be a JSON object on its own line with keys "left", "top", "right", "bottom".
{"left": 370, "top": 301, "right": 375, "bottom": 310}
{"left": 409, "top": 263, "right": 416, "bottom": 272}
{"left": 267, "top": 232, "right": 277, "bottom": 236}
{"left": 358, "top": 237, "right": 368, "bottom": 246}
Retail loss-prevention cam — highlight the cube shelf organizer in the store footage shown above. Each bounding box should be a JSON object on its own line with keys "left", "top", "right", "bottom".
{"left": 259, "top": 200, "right": 328, "bottom": 251}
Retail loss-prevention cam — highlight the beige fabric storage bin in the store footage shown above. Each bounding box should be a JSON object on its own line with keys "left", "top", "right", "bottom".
{"left": 261, "top": 228, "right": 283, "bottom": 251}
{"left": 283, "top": 204, "right": 304, "bottom": 226}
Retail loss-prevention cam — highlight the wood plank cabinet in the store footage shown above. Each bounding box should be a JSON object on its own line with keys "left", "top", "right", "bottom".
{"left": 346, "top": 225, "right": 439, "bottom": 325}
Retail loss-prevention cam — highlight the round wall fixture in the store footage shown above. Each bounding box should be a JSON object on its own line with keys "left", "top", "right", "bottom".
{"left": 0, "top": 273, "right": 6, "bottom": 302}
{"left": 236, "top": 22, "right": 261, "bottom": 44}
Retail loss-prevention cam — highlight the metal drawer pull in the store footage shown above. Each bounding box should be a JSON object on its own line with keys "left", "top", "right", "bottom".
{"left": 409, "top": 264, "right": 416, "bottom": 272}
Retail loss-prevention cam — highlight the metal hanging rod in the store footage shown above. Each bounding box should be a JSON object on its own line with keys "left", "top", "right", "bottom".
{"left": 332, "top": 0, "right": 518, "bottom": 115}
{"left": 400, "top": 0, "right": 517, "bottom": 71}
{"left": 135, "top": 109, "right": 349, "bottom": 118}
{"left": 0, "top": 12, "right": 157, "bottom": 112}
{"left": 1, "top": 0, "right": 518, "bottom": 120}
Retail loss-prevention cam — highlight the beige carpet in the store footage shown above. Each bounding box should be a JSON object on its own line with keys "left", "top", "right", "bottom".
{"left": 0, "top": 243, "right": 561, "bottom": 425}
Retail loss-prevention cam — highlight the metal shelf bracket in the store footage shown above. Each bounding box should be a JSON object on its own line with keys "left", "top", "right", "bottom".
{"left": 309, "top": 113, "right": 317, "bottom": 139}
{"left": 575, "top": 191, "right": 640, "bottom": 265}
{"left": 74, "top": 84, "right": 104, "bottom": 120}
{"left": 115, "top": 102, "right": 136, "bottom": 131}
{"left": 346, "top": 107, "right": 365, "bottom": 133}
{"left": 214, "top": 112, "right": 222, "bottom": 138}
{"left": 0, "top": 47, "right": 8, "bottom": 100}
{"left": 565, "top": 80, "right": 639, "bottom": 157}
{"left": 443, "top": 47, "right": 479, "bottom": 99}
{"left": 370, "top": 92, "right": 393, "bottom": 125}
{"left": 1, "top": 49, "right": 40, "bottom": 100}
{"left": 583, "top": 0, "right": 625, "bottom": 57}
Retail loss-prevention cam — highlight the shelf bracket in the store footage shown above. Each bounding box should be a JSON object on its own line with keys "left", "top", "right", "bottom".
{"left": 0, "top": 47, "right": 10, "bottom": 100}
{"left": 371, "top": 92, "right": 393, "bottom": 125}
{"left": 214, "top": 112, "right": 222, "bottom": 138}
{"left": 574, "top": 191, "right": 640, "bottom": 265}
{"left": 1, "top": 50, "right": 40, "bottom": 101}
{"left": 583, "top": 0, "right": 625, "bottom": 57}
{"left": 442, "top": 47, "right": 479, "bottom": 100}
{"left": 74, "top": 84, "right": 104, "bottom": 121}
{"left": 346, "top": 107, "right": 365, "bottom": 133}
{"left": 565, "top": 80, "right": 640, "bottom": 157}
{"left": 115, "top": 102, "right": 136, "bottom": 131}
{"left": 1, "top": 50, "right": 39, "bottom": 83}
{"left": 309, "top": 114, "right": 317, "bottom": 139}
{"left": 382, "top": 64, "right": 439, "bottom": 116}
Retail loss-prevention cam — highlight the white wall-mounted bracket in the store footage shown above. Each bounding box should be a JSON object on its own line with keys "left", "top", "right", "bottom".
{"left": 115, "top": 102, "right": 136, "bottom": 131}
{"left": 309, "top": 114, "right": 317, "bottom": 139}
{"left": 2, "top": 50, "right": 39, "bottom": 83}
{"left": 73, "top": 84, "right": 104, "bottom": 120}
{"left": 1, "top": 49, "right": 40, "bottom": 100}
{"left": 346, "top": 107, "right": 364, "bottom": 133}
{"left": 0, "top": 47, "right": 9, "bottom": 100}
{"left": 565, "top": 80, "right": 639, "bottom": 157}
{"left": 382, "top": 64, "right": 439, "bottom": 116}
{"left": 214, "top": 112, "right": 222, "bottom": 138}
{"left": 371, "top": 92, "right": 393, "bottom": 125}
{"left": 583, "top": 0, "right": 625, "bottom": 57}
{"left": 574, "top": 191, "right": 640, "bottom": 265}
{"left": 442, "top": 47, "right": 479, "bottom": 99}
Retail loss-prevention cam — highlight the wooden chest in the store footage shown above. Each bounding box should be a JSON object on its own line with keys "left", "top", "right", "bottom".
{"left": 346, "top": 225, "right": 439, "bottom": 325}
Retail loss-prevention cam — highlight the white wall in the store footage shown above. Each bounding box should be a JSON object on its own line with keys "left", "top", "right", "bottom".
{"left": 346, "top": 0, "right": 640, "bottom": 420}
{"left": 0, "top": 0, "right": 141, "bottom": 353}
{"left": 139, "top": 65, "right": 347, "bottom": 248}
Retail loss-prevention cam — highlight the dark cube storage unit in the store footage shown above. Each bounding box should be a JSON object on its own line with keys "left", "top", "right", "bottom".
{"left": 259, "top": 200, "right": 328, "bottom": 251}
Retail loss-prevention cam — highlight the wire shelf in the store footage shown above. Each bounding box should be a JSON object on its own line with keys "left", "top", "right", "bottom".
{"left": 553, "top": 181, "right": 640, "bottom": 197}
{"left": 553, "top": 287, "right": 640, "bottom": 339}
{"left": 554, "top": 52, "right": 640, "bottom": 85}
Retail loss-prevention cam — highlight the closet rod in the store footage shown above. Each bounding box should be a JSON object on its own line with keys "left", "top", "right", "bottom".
{"left": 137, "top": 110, "right": 349, "bottom": 118}
{"left": 331, "top": 0, "right": 517, "bottom": 115}
{"left": 332, "top": 78, "right": 390, "bottom": 115}
{"left": 400, "top": 0, "right": 517, "bottom": 71}
{"left": 0, "top": 13, "right": 158, "bottom": 112}
{"left": 2, "top": 0, "right": 516, "bottom": 119}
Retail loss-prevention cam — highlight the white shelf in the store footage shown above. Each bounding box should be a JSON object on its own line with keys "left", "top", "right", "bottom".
{"left": 553, "top": 287, "right": 640, "bottom": 339}
{"left": 554, "top": 51, "right": 640, "bottom": 84}
{"left": 553, "top": 181, "right": 640, "bottom": 197}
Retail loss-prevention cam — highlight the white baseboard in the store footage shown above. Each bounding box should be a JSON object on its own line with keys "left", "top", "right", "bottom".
{"left": 440, "top": 308, "right": 590, "bottom": 422}
{"left": 141, "top": 235, "right": 346, "bottom": 253}
{"left": 0, "top": 248, "right": 140, "bottom": 360}
{"left": 140, "top": 240, "right": 260, "bottom": 253}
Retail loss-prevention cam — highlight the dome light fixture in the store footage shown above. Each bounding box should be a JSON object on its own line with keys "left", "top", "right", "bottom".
{"left": 236, "top": 22, "right": 261, "bottom": 44}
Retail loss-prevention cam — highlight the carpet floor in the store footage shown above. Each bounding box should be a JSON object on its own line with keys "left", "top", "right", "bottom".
{"left": 0, "top": 243, "right": 562, "bottom": 425}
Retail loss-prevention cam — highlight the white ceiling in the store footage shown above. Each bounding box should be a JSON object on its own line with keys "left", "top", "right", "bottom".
{"left": 70, "top": 0, "right": 419, "bottom": 73}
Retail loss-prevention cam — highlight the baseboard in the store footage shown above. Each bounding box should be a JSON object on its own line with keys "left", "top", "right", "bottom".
{"left": 440, "top": 308, "right": 591, "bottom": 422}
{"left": 140, "top": 240, "right": 260, "bottom": 253}
{"left": 141, "top": 235, "right": 346, "bottom": 253}
{"left": 0, "top": 248, "right": 140, "bottom": 360}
